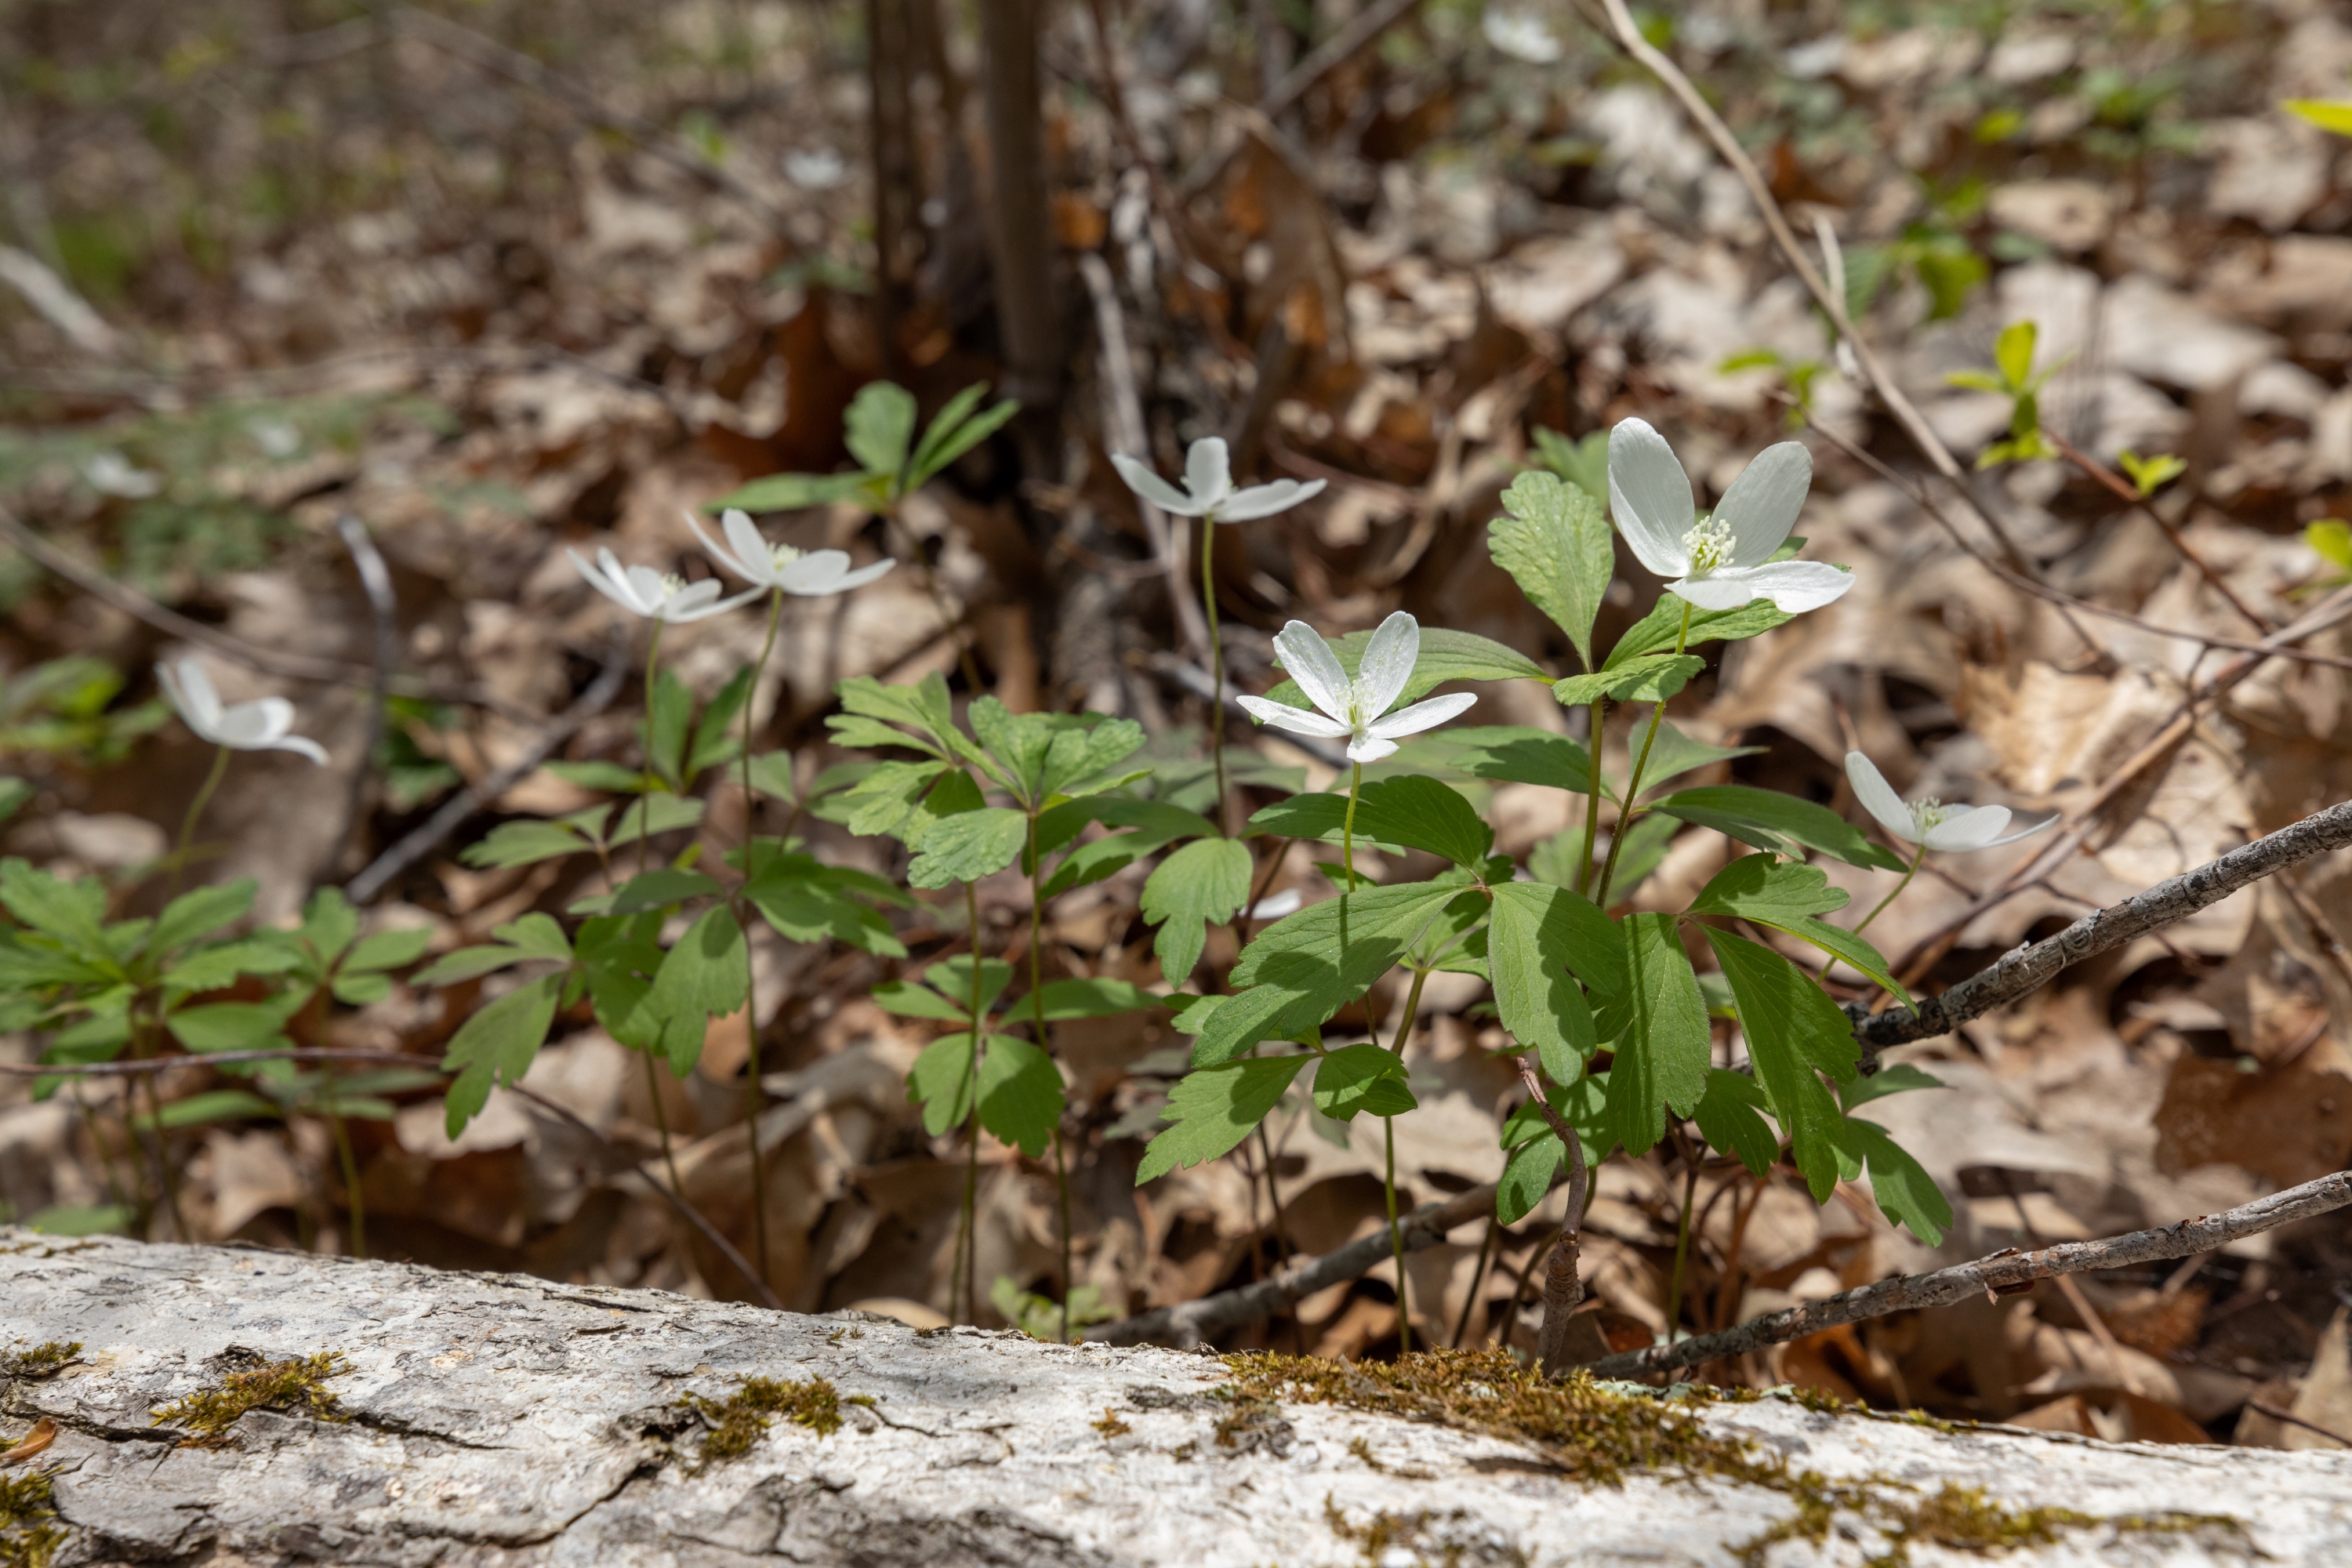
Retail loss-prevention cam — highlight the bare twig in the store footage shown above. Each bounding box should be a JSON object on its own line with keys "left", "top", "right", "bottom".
{"left": 1853, "top": 797, "right": 2352, "bottom": 1060}
{"left": 2249, "top": 1400, "right": 2352, "bottom": 1449}
{"left": 332, "top": 513, "right": 399, "bottom": 873}
{"left": 1086, "top": 1183, "right": 1493, "bottom": 1346}
{"left": 0, "top": 502, "right": 486, "bottom": 706}
{"left": 1078, "top": 252, "right": 1210, "bottom": 659}
{"left": 343, "top": 639, "right": 630, "bottom": 905}
{"left": 2044, "top": 429, "right": 2270, "bottom": 634}
{"left": 1584, "top": 1169, "right": 2352, "bottom": 1381}
{"left": 1175, "top": 0, "right": 1427, "bottom": 198}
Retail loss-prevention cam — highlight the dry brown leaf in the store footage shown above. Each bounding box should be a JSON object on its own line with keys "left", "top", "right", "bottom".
{"left": 0, "top": 1419, "right": 56, "bottom": 1466}
{"left": 2153, "top": 1055, "right": 2352, "bottom": 1189}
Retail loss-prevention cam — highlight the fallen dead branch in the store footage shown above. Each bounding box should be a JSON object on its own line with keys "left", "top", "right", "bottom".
{"left": 1581, "top": 1168, "right": 2352, "bottom": 1381}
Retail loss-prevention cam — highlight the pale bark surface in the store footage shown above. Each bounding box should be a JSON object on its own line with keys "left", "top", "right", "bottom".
{"left": 5, "top": 1231, "right": 2349, "bottom": 1566}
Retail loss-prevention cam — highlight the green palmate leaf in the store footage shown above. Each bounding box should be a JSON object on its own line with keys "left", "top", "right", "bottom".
{"left": 1037, "top": 798, "right": 1213, "bottom": 898}
{"left": 1495, "top": 1074, "right": 1612, "bottom": 1225}
{"left": 872, "top": 979, "right": 970, "bottom": 1022}
{"left": 907, "top": 805, "right": 1029, "bottom": 890}
{"left": 440, "top": 972, "right": 564, "bottom": 1138}
{"left": 1312, "top": 1042, "right": 1416, "bottom": 1120}
{"left": 645, "top": 670, "right": 693, "bottom": 786}
{"left": 646, "top": 906, "right": 749, "bottom": 1076}
{"left": 1443, "top": 725, "right": 1599, "bottom": 797}
{"left": 460, "top": 818, "right": 597, "bottom": 869}
{"left": 1530, "top": 426, "right": 1609, "bottom": 505}
{"left": 1839, "top": 1063, "right": 1945, "bottom": 1112}
{"left": 1838, "top": 1116, "right": 1951, "bottom": 1244}
{"left": 1651, "top": 785, "right": 1907, "bottom": 872}
{"left": 1195, "top": 882, "right": 1465, "bottom": 1066}
{"left": 925, "top": 956, "right": 1016, "bottom": 1018}
{"left": 411, "top": 941, "right": 551, "bottom": 987}
{"left": 165, "top": 997, "right": 300, "bottom": 1054}
{"left": 964, "top": 699, "right": 1052, "bottom": 796}
{"left": 1248, "top": 775, "right": 1494, "bottom": 868}
{"left": 611, "top": 791, "right": 706, "bottom": 848}
{"left": 845, "top": 380, "right": 920, "bottom": 481}
{"left": 293, "top": 886, "right": 360, "bottom": 968}
{"left": 906, "top": 1032, "right": 978, "bottom": 1134}
{"left": 1639, "top": 722, "right": 1765, "bottom": 797}
{"left": 328, "top": 971, "right": 394, "bottom": 1007}
{"left": 1690, "top": 855, "right": 1910, "bottom": 1001}
{"left": 1606, "top": 913, "right": 1711, "bottom": 1156}
{"left": 686, "top": 666, "right": 754, "bottom": 781}
{"left": 1702, "top": 929, "right": 1852, "bottom": 1200}
{"left": 1260, "top": 627, "right": 1546, "bottom": 710}
{"left": 1994, "top": 319, "right": 2036, "bottom": 390}
{"left": 600, "top": 868, "right": 725, "bottom": 914}
{"left": 706, "top": 470, "right": 873, "bottom": 514}
{"left": 739, "top": 852, "right": 907, "bottom": 956}
{"left": 1606, "top": 597, "right": 1791, "bottom": 669}
{"left": 746, "top": 751, "right": 797, "bottom": 803}
{"left": 543, "top": 759, "right": 647, "bottom": 793}
{"left": 826, "top": 760, "right": 953, "bottom": 837}
{"left": 0, "top": 931, "right": 107, "bottom": 991}
{"left": 1690, "top": 1069, "right": 1778, "bottom": 1178}
{"left": 0, "top": 858, "right": 110, "bottom": 959}
{"left": 1034, "top": 977, "right": 1160, "bottom": 1021}
{"left": 1134, "top": 1054, "right": 1311, "bottom": 1182}
{"left": 493, "top": 913, "right": 574, "bottom": 963}
{"left": 574, "top": 912, "right": 666, "bottom": 1054}
{"left": 1141, "top": 837, "right": 1254, "bottom": 986}
{"left": 911, "top": 384, "right": 1019, "bottom": 486}
{"left": 1488, "top": 470, "right": 1614, "bottom": 670}
{"left": 834, "top": 671, "right": 964, "bottom": 755}
{"left": 149, "top": 880, "right": 257, "bottom": 959}
{"left": 344, "top": 927, "right": 433, "bottom": 975}
{"left": 975, "top": 1034, "right": 1064, "bottom": 1157}
{"left": 893, "top": 769, "right": 988, "bottom": 855}
{"left": 1552, "top": 655, "right": 1704, "bottom": 709}
{"left": 158, "top": 939, "right": 299, "bottom": 996}
{"left": 1487, "top": 881, "right": 1613, "bottom": 1086}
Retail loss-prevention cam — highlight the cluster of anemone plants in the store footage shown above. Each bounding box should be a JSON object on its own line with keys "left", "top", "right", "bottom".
{"left": 1, "top": 379, "right": 2048, "bottom": 1357}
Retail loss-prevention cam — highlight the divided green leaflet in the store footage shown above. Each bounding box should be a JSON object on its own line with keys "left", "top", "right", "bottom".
{"left": 1838, "top": 1116, "right": 1952, "bottom": 1244}
{"left": 1140, "top": 837, "right": 1253, "bottom": 986}
{"left": 1486, "top": 881, "right": 1604, "bottom": 1085}
{"left": 148, "top": 880, "right": 256, "bottom": 958}
{"left": 975, "top": 1034, "right": 1064, "bottom": 1156}
{"left": 1193, "top": 882, "right": 1465, "bottom": 1066}
{"left": 906, "top": 805, "right": 1029, "bottom": 890}
{"left": 1442, "top": 726, "right": 1599, "bottom": 797}
{"left": 907, "top": 1033, "right": 978, "bottom": 1136}
{"left": 1311, "top": 1042, "right": 1417, "bottom": 1120}
{"left": 1701, "top": 929, "right": 1851, "bottom": 1199}
{"left": 645, "top": 906, "right": 749, "bottom": 1076}
{"left": 1605, "top": 593, "right": 1791, "bottom": 669}
{"left": 1690, "top": 1069, "right": 1778, "bottom": 1178}
{"left": 1486, "top": 470, "right": 1613, "bottom": 671}
{"left": 1652, "top": 785, "right": 1907, "bottom": 873}
{"left": 1690, "top": 855, "right": 1910, "bottom": 1002}
{"left": 1134, "top": 1054, "right": 1311, "bottom": 1182}
{"left": 844, "top": 380, "right": 920, "bottom": 478}
{"left": 440, "top": 972, "right": 564, "bottom": 1138}
{"left": 1552, "top": 655, "right": 1704, "bottom": 710}
{"left": 1606, "top": 912, "right": 1711, "bottom": 1155}
{"left": 1247, "top": 775, "right": 1494, "bottom": 867}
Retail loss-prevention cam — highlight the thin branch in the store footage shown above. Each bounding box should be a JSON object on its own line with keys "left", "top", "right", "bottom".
{"left": 1854, "top": 798, "right": 2352, "bottom": 1059}
{"left": 343, "top": 637, "right": 630, "bottom": 905}
{"left": 1517, "top": 1062, "right": 1589, "bottom": 1374}
{"left": 1175, "top": 0, "right": 1428, "bottom": 199}
{"left": 1086, "top": 1183, "right": 1493, "bottom": 1345}
{"left": 2044, "top": 429, "right": 2271, "bottom": 634}
{"left": 0, "top": 502, "right": 488, "bottom": 706}
{"left": 1581, "top": 1169, "right": 2352, "bottom": 1380}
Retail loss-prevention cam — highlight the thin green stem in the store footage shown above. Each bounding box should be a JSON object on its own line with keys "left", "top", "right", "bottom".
{"left": 642, "top": 1051, "right": 684, "bottom": 1205}
{"left": 1663, "top": 1142, "right": 1701, "bottom": 1343}
{"left": 1384, "top": 965, "right": 1429, "bottom": 1356}
{"left": 1592, "top": 602, "right": 1692, "bottom": 908}
{"left": 959, "top": 880, "right": 985, "bottom": 1325}
{"left": 639, "top": 620, "right": 666, "bottom": 878}
{"left": 738, "top": 589, "right": 786, "bottom": 1287}
{"left": 1341, "top": 760, "right": 1363, "bottom": 891}
{"left": 1856, "top": 841, "right": 1929, "bottom": 934}
{"left": 1575, "top": 697, "right": 1606, "bottom": 897}
{"left": 169, "top": 744, "right": 232, "bottom": 898}
{"left": 1025, "top": 812, "right": 1072, "bottom": 1344}
{"left": 1201, "top": 521, "right": 1230, "bottom": 835}
{"left": 136, "top": 1071, "right": 189, "bottom": 1243}
{"left": 328, "top": 1102, "right": 365, "bottom": 1258}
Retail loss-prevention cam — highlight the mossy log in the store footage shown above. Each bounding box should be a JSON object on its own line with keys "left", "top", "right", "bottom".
{"left": 0, "top": 1232, "right": 2343, "bottom": 1566}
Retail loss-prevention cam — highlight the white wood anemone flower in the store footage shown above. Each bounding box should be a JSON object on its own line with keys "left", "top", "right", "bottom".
{"left": 567, "top": 546, "right": 757, "bottom": 623}
{"left": 156, "top": 659, "right": 327, "bottom": 764}
{"left": 687, "top": 508, "right": 896, "bottom": 596}
{"left": 1238, "top": 612, "right": 1476, "bottom": 764}
{"left": 1845, "top": 751, "right": 2056, "bottom": 852}
{"left": 1110, "top": 436, "right": 1327, "bottom": 523}
{"left": 1607, "top": 417, "right": 1855, "bottom": 614}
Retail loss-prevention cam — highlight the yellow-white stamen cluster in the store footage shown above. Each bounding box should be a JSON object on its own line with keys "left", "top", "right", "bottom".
{"left": 1682, "top": 514, "right": 1737, "bottom": 572}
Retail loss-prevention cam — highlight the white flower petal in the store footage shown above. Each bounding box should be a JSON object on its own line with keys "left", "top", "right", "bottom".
{"left": 1977, "top": 811, "right": 2060, "bottom": 848}
{"left": 161, "top": 659, "right": 225, "bottom": 737}
{"left": 1353, "top": 611, "right": 1421, "bottom": 719}
{"left": 1249, "top": 888, "right": 1304, "bottom": 920}
{"left": 1183, "top": 437, "right": 1232, "bottom": 511}
{"left": 1236, "top": 695, "right": 1353, "bottom": 738}
{"left": 1367, "top": 690, "right": 1477, "bottom": 742}
{"left": 1731, "top": 559, "right": 1854, "bottom": 613}
{"left": 1922, "top": 804, "right": 2012, "bottom": 852}
{"left": 1606, "top": 417, "right": 1696, "bottom": 578}
{"left": 1666, "top": 575, "right": 1760, "bottom": 611}
{"left": 569, "top": 549, "right": 644, "bottom": 615}
{"left": 1110, "top": 452, "right": 1203, "bottom": 516}
{"left": 1346, "top": 734, "right": 1401, "bottom": 763}
{"left": 775, "top": 550, "right": 854, "bottom": 593}
{"left": 214, "top": 696, "right": 295, "bottom": 749}
{"left": 724, "top": 509, "right": 774, "bottom": 575}
{"left": 687, "top": 510, "right": 754, "bottom": 584}
{"left": 1215, "top": 477, "right": 1327, "bottom": 522}
{"left": 263, "top": 733, "right": 329, "bottom": 766}
{"left": 1715, "top": 441, "right": 1813, "bottom": 569}
{"left": 1270, "top": 620, "right": 1352, "bottom": 723}
{"left": 819, "top": 557, "right": 895, "bottom": 593}
{"left": 622, "top": 564, "right": 673, "bottom": 612}
{"left": 1843, "top": 752, "right": 1919, "bottom": 844}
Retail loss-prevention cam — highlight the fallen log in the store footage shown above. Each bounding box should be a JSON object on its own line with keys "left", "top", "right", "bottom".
{"left": 0, "top": 1232, "right": 2347, "bottom": 1564}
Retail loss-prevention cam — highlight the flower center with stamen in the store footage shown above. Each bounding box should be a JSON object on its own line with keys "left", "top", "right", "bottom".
{"left": 1682, "top": 515, "right": 1737, "bottom": 573}
{"left": 658, "top": 573, "right": 689, "bottom": 599}
{"left": 769, "top": 543, "right": 806, "bottom": 569}
{"left": 1912, "top": 798, "right": 1947, "bottom": 833}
